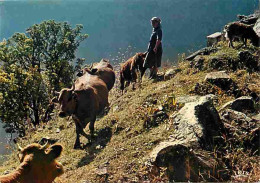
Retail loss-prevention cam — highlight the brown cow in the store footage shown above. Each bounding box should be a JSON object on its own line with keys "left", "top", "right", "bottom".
{"left": 57, "top": 67, "right": 109, "bottom": 149}
{"left": 120, "top": 52, "right": 147, "bottom": 92}
{"left": 225, "top": 22, "right": 259, "bottom": 48}
{"left": 93, "top": 58, "right": 113, "bottom": 70}
{"left": 0, "top": 143, "right": 64, "bottom": 183}
{"left": 77, "top": 59, "right": 115, "bottom": 91}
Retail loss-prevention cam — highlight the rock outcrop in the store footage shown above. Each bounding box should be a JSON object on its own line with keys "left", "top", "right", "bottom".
{"left": 149, "top": 142, "right": 228, "bottom": 181}
{"left": 170, "top": 96, "right": 224, "bottom": 149}
{"left": 189, "top": 55, "right": 205, "bottom": 70}
{"left": 204, "top": 71, "right": 233, "bottom": 90}
{"left": 164, "top": 67, "right": 181, "bottom": 80}
{"left": 148, "top": 96, "right": 228, "bottom": 181}
{"left": 220, "top": 96, "right": 255, "bottom": 112}
{"left": 186, "top": 47, "right": 218, "bottom": 61}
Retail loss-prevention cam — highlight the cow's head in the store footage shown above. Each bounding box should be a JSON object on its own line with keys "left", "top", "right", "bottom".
{"left": 99, "top": 59, "right": 113, "bottom": 70}
{"left": 76, "top": 64, "right": 94, "bottom": 77}
{"left": 134, "top": 52, "right": 147, "bottom": 67}
{"left": 16, "top": 142, "right": 64, "bottom": 182}
{"left": 57, "top": 85, "right": 78, "bottom": 118}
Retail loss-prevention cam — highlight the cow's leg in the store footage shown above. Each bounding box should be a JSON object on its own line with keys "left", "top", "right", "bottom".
{"left": 125, "top": 81, "right": 130, "bottom": 88}
{"left": 74, "top": 123, "right": 82, "bottom": 149}
{"left": 228, "top": 34, "right": 234, "bottom": 48}
{"left": 140, "top": 68, "right": 147, "bottom": 81}
{"left": 89, "top": 116, "right": 96, "bottom": 142}
{"left": 149, "top": 68, "right": 156, "bottom": 79}
{"left": 77, "top": 119, "right": 90, "bottom": 139}
{"left": 131, "top": 70, "right": 137, "bottom": 90}
{"left": 230, "top": 39, "right": 234, "bottom": 48}
{"left": 120, "top": 72, "right": 125, "bottom": 93}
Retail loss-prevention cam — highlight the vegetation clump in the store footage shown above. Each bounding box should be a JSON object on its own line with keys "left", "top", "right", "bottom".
{"left": 0, "top": 20, "right": 87, "bottom": 134}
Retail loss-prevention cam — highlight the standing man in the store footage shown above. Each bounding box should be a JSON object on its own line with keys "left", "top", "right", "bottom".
{"left": 143, "top": 17, "right": 163, "bottom": 79}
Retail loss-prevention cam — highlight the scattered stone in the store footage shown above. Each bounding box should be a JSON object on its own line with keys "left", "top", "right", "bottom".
{"left": 56, "top": 128, "right": 61, "bottom": 133}
{"left": 253, "top": 16, "right": 260, "bottom": 37}
{"left": 156, "top": 72, "right": 165, "bottom": 81}
{"left": 220, "top": 96, "right": 255, "bottom": 112}
{"left": 207, "top": 32, "right": 223, "bottom": 47}
{"left": 193, "top": 55, "right": 205, "bottom": 70}
{"left": 186, "top": 47, "right": 218, "bottom": 61}
{"left": 220, "top": 109, "right": 253, "bottom": 123}
{"left": 251, "top": 113, "right": 260, "bottom": 121}
{"left": 153, "top": 111, "right": 167, "bottom": 118}
{"left": 204, "top": 71, "right": 234, "bottom": 90}
{"left": 96, "top": 145, "right": 103, "bottom": 150}
{"left": 96, "top": 166, "right": 108, "bottom": 176}
{"left": 176, "top": 94, "right": 217, "bottom": 106}
{"left": 204, "top": 94, "right": 218, "bottom": 102}
{"left": 149, "top": 142, "right": 228, "bottom": 181}
{"left": 204, "top": 71, "right": 230, "bottom": 81}
{"left": 172, "top": 96, "right": 224, "bottom": 149}
{"left": 38, "top": 137, "right": 58, "bottom": 145}
{"left": 176, "top": 95, "right": 201, "bottom": 104}
{"left": 237, "top": 13, "right": 258, "bottom": 25}
{"left": 220, "top": 108, "right": 259, "bottom": 151}
{"left": 164, "top": 67, "right": 181, "bottom": 80}
{"left": 112, "top": 105, "right": 119, "bottom": 112}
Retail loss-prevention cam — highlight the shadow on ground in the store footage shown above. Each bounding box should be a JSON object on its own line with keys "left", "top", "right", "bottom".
{"left": 77, "top": 126, "right": 112, "bottom": 168}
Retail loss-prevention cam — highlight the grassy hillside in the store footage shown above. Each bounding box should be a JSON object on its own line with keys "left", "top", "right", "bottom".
{"left": 0, "top": 42, "right": 259, "bottom": 182}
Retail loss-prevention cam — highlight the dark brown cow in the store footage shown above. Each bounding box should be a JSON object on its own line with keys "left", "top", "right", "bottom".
{"left": 225, "top": 22, "right": 259, "bottom": 48}
{"left": 0, "top": 143, "right": 64, "bottom": 183}
{"left": 57, "top": 67, "right": 110, "bottom": 149}
{"left": 77, "top": 59, "right": 115, "bottom": 91}
{"left": 120, "top": 52, "right": 147, "bottom": 92}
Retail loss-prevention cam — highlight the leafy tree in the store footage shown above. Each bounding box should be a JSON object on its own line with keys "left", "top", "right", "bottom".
{"left": 0, "top": 65, "right": 46, "bottom": 134}
{"left": 26, "top": 20, "right": 88, "bottom": 92}
{"left": 0, "top": 20, "right": 87, "bottom": 135}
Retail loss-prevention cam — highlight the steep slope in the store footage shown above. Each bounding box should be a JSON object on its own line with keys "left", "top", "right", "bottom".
{"left": 0, "top": 42, "right": 259, "bottom": 182}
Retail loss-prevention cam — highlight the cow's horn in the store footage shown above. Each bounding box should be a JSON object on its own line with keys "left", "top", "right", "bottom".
{"left": 54, "top": 91, "right": 60, "bottom": 96}
{"left": 89, "top": 63, "right": 93, "bottom": 69}
{"left": 71, "top": 83, "right": 75, "bottom": 91}
{"left": 41, "top": 140, "right": 49, "bottom": 150}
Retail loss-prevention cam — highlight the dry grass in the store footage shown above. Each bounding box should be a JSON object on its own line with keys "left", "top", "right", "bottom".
{"left": 0, "top": 44, "right": 259, "bottom": 182}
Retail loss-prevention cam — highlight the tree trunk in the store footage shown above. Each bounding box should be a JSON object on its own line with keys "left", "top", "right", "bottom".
{"left": 32, "top": 99, "right": 39, "bottom": 126}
